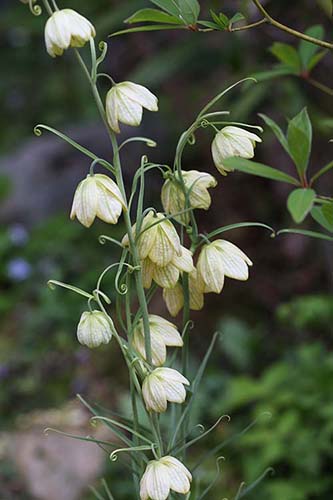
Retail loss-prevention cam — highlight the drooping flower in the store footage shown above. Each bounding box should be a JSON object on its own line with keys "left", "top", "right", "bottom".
{"left": 77, "top": 310, "right": 113, "bottom": 348}
{"left": 161, "top": 170, "right": 217, "bottom": 223}
{"left": 106, "top": 82, "right": 158, "bottom": 133}
{"left": 140, "top": 455, "right": 192, "bottom": 500}
{"left": 212, "top": 126, "right": 262, "bottom": 176}
{"left": 163, "top": 283, "right": 184, "bottom": 317}
{"left": 70, "top": 174, "right": 126, "bottom": 228}
{"left": 141, "top": 245, "right": 194, "bottom": 289}
{"left": 133, "top": 315, "right": 183, "bottom": 366}
{"left": 142, "top": 367, "right": 189, "bottom": 413}
{"left": 44, "top": 9, "right": 95, "bottom": 57}
{"left": 197, "top": 239, "right": 253, "bottom": 294}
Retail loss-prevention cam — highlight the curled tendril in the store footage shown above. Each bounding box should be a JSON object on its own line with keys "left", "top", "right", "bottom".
{"left": 197, "top": 456, "right": 226, "bottom": 500}
{"left": 110, "top": 443, "right": 156, "bottom": 463}
{"left": 98, "top": 235, "right": 124, "bottom": 248}
{"left": 33, "top": 126, "right": 42, "bottom": 137}
{"left": 97, "top": 41, "right": 108, "bottom": 66}
{"left": 28, "top": 0, "right": 42, "bottom": 16}
{"left": 200, "top": 119, "right": 210, "bottom": 128}
{"left": 93, "top": 289, "right": 112, "bottom": 305}
{"left": 187, "top": 133, "right": 196, "bottom": 145}
{"left": 182, "top": 320, "right": 194, "bottom": 339}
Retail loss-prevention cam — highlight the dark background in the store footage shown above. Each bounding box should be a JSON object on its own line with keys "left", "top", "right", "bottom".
{"left": 0, "top": 1, "right": 332, "bottom": 499}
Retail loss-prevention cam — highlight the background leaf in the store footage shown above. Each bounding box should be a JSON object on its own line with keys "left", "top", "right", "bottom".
{"left": 311, "top": 206, "right": 333, "bottom": 232}
{"left": 269, "top": 43, "right": 301, "bottom": 72}
{"left": 125, "top": 8, "right": 183, "bottom": 25}
{"left": 223, "top": 158, "right": 299, "bottom": 185}
{"left": 287, "top": 107, "right": 312, "bottom": 176}
{"left": 298, "top": 25, "right": 324, "bottom": 70}
{"left": 287, "top": 188, "right": 316, "bottom": 223}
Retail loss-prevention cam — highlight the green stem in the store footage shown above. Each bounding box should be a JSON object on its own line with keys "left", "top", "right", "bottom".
{"left": 230, "top": 18, "right": 267, "bottom": 32}
{"left": 251, "top": 0, "right": 333, "bottom": 50}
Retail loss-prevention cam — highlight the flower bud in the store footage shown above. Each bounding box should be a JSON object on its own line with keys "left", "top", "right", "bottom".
{"left": 161, "top": 170, "right": 217, "bottom": 223}
{"left": 133, "top": 315, "right": 183, "bottom": 366}
{"left": 70, "top": 174, "right": 125, "bottom": 228}
{"left": 212, "top": 126, "right": 262, "bottom": 176}
{"left": 77, "top": 310, "right": 113, "bottom": 348}
{"left": 44, "top": 9, "right": 95, "bottom": 58}
{"left": 140, "top": 455, "right": 192, "bottom": 500}
{"left": 106, "top": 82, "right": 158, "bottom": 133}
{"left": 142, "top": 367, "right": 189, "bottom": 413}
{"left": 197, "top": 239, "right": 253, "bottom": 293}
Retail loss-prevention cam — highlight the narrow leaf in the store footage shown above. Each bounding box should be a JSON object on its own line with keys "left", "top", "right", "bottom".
{"left": 150, "top": 0, "right": 182, "bottom": 17}
{"left": 110, "top": 24, "right": 186, "bottom": 36}
{"left": 287, "top": 188, "right": 316, "bottom": 223}
{"left": 287, "top": 107, "right": 312, "bottom": 176}
{"left": 277, "top": 228, "right": 333, "bottom": 241}
{"left": 259, "top": 113, "right": 290, "bottom": 154}
{"left": 223, "top": 157, "right": 299, "bottom": 185}
{"left": 125, "top": 8, "right": 183, "bottom": 25}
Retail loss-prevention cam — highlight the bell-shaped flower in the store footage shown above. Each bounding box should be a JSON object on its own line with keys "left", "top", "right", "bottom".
{"left": 77, "top": 310, "right": 113, "bottom": 348}
{"left": 142, "top": 367, "right": 189, "bottom": 413}
{"left": 106, "top": 82, "right": 158, "bottom": 133}
{"left": 45, "top": 9, "right": 95, "bottom": 57}
{"left": 161, "top": 170, "right": 217, "bottom": 223}
{"left": 140, "top": 455, "right": 192, "bottom": 500}
{"left": 141, "top": 245, "right": 194, "bottom": 289}
{"left": 70, "top": 174, "right": 126, "bottom": 228}
{"left": 163, "top": 283, "right": 184, "bottom": 317}
{"left": 197, "top": 239, "right": 253, "bottom": 294}
{"left": 212, "top": 126, "right": 262, "bottom": 176}
{"left": 133, "top": 315, "right": 183, "bottom": 366}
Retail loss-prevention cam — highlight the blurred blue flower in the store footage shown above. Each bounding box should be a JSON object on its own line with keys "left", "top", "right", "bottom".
{"left": 7, "top": 258, "right": 32, "bottom": 281}
{"left": 8, "top": 224, "right": 29, "bottom": 246}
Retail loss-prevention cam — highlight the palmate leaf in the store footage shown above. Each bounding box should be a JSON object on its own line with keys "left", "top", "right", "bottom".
{"left": 223, "top": 157, "right": 299, "bottom": 185}
{"left": 287, "top": 188, "right": 316, "bottom": 223}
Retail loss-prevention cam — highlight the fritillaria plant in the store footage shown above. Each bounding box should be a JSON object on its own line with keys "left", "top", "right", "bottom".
{"left": 21, "top": 1, "right": 272, "bottom": 498}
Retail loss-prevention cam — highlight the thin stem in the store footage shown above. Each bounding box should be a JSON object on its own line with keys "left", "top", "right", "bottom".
{"left": 306, "top": 77, "right": 333, "bottom": 97}
{"left": 230, "top": 18, "right": 267, "bottom": 32}
{"left": 251, "top": 0, "right": 333, "bottom": 50}
{"left": 41, "top": 0, "right": 53, "bottom": 16}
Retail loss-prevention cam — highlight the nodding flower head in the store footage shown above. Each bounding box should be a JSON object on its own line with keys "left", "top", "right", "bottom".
{"left": 77, "top": 310, "right": 113, "bottom": 348}
{"left": 197, "top": 239, "right": 253, "bottom": 294}
{"left": 133, "top": 314, "right": 183, "bottom": 366}
{"left": 161, "top": 170, "right": 217, "bottom": 224}
{"left": 70, "top": 174, "right": 126, "bottom": 228}
{"left": 140, "top": 455, "right": 192, "bottom": 500}
{"left": 212, "top": 126, "right": 262, "bottom": 176}
{"left": 142, "top": 367, "right": 189, "bottom": 413}
{"left": 45, "top": 9, "right": 95, "bottom": 57}
{"left": 106, "top": 81, "right": 158, "bottom": 133}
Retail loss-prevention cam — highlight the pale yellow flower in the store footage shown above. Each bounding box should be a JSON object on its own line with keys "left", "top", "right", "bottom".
{"left": 161, "top": 170, "right": 217, "bottom": 223}
{"left": 197, "top": 239, "right": 253, "bottom": 293}
{"left": 106, "top": 82, "right": 158, "bottom": 133}
{"left": 133, "top": 315, "right": 183, "bottom": 366}
{"left": 77, "top": 311, "right": 112, "bottom": 348}
{"left": 212, "top": 126, "right": 262, "bottom": 175}
{"left": 142, "top": 367, "right": 189, "bottom": 413}
{"left": 70, "top": 174, "right": 125, "bottom": 228}
{"left": 45, "top": 9, "right": 95, "bottom": 57}
{"left": 140, "top": 456, "right": 192, "bottom": 500}
{"left": 163, "top": 283, "right": 184, "bottom": 317}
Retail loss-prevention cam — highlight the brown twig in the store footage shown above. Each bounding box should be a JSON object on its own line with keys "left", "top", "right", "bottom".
{"left": 251, "top": 0, "right": 333, "bottom": 50}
